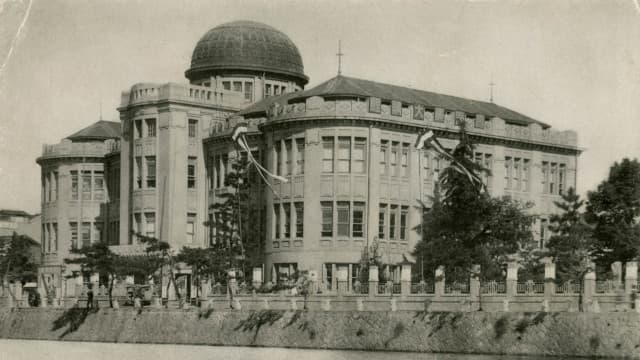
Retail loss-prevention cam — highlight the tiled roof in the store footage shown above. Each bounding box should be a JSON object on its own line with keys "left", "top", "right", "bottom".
{"left": 67, "top": 120, "right": 121, "bottom": 141}
{"left": 238, "top": 75, "right": 548, "bottom": 128}
{"left": 0, "top": 209, "right": 32, "bottom": 218}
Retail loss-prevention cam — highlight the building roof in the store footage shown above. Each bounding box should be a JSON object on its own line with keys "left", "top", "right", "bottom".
{"left": 239, "top": 75, "right": 549, "bottom": 128}
{"left": 0, "top": 209, "right": 32, "bottom": 218}
{"left": 185, "top": 21, "right": 308, "bottom": 85}
{"left": 66, "top": 120, "right": 121, "bottom": 141}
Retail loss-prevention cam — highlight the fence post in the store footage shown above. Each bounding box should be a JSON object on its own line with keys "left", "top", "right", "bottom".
{"left": 401, "top": 263, "right": 412, "bottom": 297}
{"left": 625, "top": 261, "right": 637, "bottom": 295}
{"left": 544, "top": 261, "right": 556, "bottom": 297}
{"left": 470, "top": 265, "right": 480, "bottom": 310}
{"left": 435, "top": 266, "right": 445, "bottom": 298}
{"left": 506, "top": 262, "right": 518, "bottom": 298}
{"left": 252, "top": 266, "right": 263, "bottom": 290}
{"left": 584, "top": 264, "right": 596, "bottom": 312}
{"left": 368, "top": 265, "right": 378, "bottom": 298}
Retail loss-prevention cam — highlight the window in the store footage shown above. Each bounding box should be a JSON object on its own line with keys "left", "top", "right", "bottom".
{"left": 522, "top": 159, "right": 530, "bottom": 192}
{"left": 222, "top": 81, "right": 230, "bottom": 90}
{"left": 265, "top": 84, "right": 272, "bottom": 97}
{"left": 484, "top": 154, "right": 493, "bottom": 190}
{"left": 146, "top": 118, "right": 156, "bottom": 137}
{"left": 337, "top": 137, "right": 351, "bottom": 173}
{"left": 233, "top": 81, "right": 242, "bottom": 92}
{"left": 322, "top": 137, "right": 334, "bottom": 173}
{"left": 81, "top": 222, "right": 91, "bottom": 248}
{"left": 324, "top": 264, "right": 333, "bottom": 290}
{"left": 353, "top": 138, "right": 366, "bottom": 173}
{"left": 52, "top": 172, "right": 58, "bottom": 201}
{"left": 274, "top": 85, "right": 280, "bottom": 95}
{"left": 389, "top": 205, "right": 397, "bottom": 240}
{"left": 135, "top": 157, "right": 143, "bottom": 189}
{"left": 145, "top": 212, "right": 155, "bottom": 238}
{"left": 401, "top": 143, "right": 409, "bottom": 177}
{"left": 208, "top": 213, "right": 215, "bottom": 245}
{"left": 186, "top": 213, "right": 196, "bottom": 243}
{"left": 504, "top": 157, "right": 512, "bottom": 190}
{"left": 549, "top": 163, "right": 557, "bottom": 194}
{"left": 188, "top": 119, "right": 198, "bottom": 138}
{"left": 82, "top": 171, "right": 92, "bottom": 200}
{"left": 285, "top": 139, "right": 292, "bottom": 176}
{"left": 187, "top": 157, "right": 196, "bottom": 188}
{"left": 146, "top": 156, "right": 156, "bottom": 188}
{"left": 135, "top": 120, "right": 142, "bottom": 138}
{"left": 558, "top": 164, "right": 566, "bottom": 195}
{"left": 52, "top": 223, "right": 58, "bottom": 252}
{"left": 275, "top": 142, "right": 282, "bottom": 176}
{"left": 283, "top": 203, "right": 291, "bottom": 238}
{"left": 93, "top": 223, "right": 102, "bottom": 244}
{"left": 94, "top": 171, "right": 104, "bottom": 201}
{"left": 513, "top": 158, "right": 520, "bottom": 190}
{"left": 337, "top": 202, "right": 350, "bottom": 237}
{"left": 390, "top": 142, "right": 399, "bottom": 176}
{"left": 274, "top": 204, "right": 281, "bottom": 239}
{"left": 321, "top": 202, "right": 333, "bottom": 237}
{"left": 352, "top": 202, "right": 365, "bottom": 238}
{"left": 474, "top": 115, "right": 484, "bottom": 129}
{"left": 378, "top": 204, "right": 386, "bottom": 239}
{"left": 400, "top": 206, "right": 408, "bottom": 241}
{"left": 540, "top": 219, "right": 548, "bottom": 249}
{"left": 70, "top": 222, "right": 78, "bottom": 250}
{"left": 422, "top": 151, "right": 431, "bottom": 179}
{"left": 295, "top": 139, "right": 305, "bottom": 174}
{"left": 542, "top": 161, "right": 549, "bottom": 194}
{"left": 71, "top": 171, "right": 78, "bottom": 200}
{"left": 46, "top": 224, "right": 51, "bottom": 253}
{"left": 380, "top": 140, "right": 388, "bottom": 175}
{"left": 295, "top": 202, "right": 304, "bottom": 238}
{"left": 244, "top": 82, "right": 253, "bottom": 101}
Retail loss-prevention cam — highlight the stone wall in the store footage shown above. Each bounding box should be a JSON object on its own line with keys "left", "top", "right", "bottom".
{"left": 1, "top": 308, "right": 639, "bottom": 358}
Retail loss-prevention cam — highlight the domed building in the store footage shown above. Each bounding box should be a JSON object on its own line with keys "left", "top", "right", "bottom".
{"left": 37, "top": 20, "right": 580, "bottom": 299}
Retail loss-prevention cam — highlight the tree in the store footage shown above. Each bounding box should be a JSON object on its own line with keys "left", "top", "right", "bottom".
{"left": 175, "top": 246, "right": 228, "bottom": 303}
{"left": 358, "top": 238, "right": 383, "bottom": 283}
{"left": 413, "top": 125, "right": 536, "bottom": 284}
{"left": 586, "top": 158, "right": 640, "bottom": 267}
{"left": 0, "top": 233, "right": 38, "bottom": 301}
{"left": 208, "top": 155, "right": 264, "bottom": 281}
{"left": 65, "top": 242, "right": 119, "bottom": 307}
{"left": 136, "top": 233, "right": 181, "bottom": 305}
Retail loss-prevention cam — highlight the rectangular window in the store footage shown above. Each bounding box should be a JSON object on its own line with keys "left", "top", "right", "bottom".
{"left": 52, "top": 223, "right": 58, "bottom": 252}
{"left": 275, "top": 142, "right": 282, "bottom": 176}
{"left": 222, "top": 81, "right": 231, "bottom": 90}
{"left": 208, "top": 213, "right": 215, "bottom": 245}
{"left": 233, "top": 81, "right": 242, "bottom": 92}
{"left": 187, "top": 157, "right": 196, "bottom": 188}
{"left": 145, "top": 212, "right": 155, "bottom": 238}
{"left": 513, "top": 158, "right": 520, "bottom": 191}
{"left": 337, "top": 202, "right": 350, "bottom": 236}
{"left": 400, "top": 206, "right": 408, "bottom": 241}
{"left": 70, "top": 222, "right": 78, "bottom": 250}
{"left": 401, "top": 143, "right": 409, "bottom": 177}
{"left": 295, "top": 139, "right": 305, "bottom": 174}
{"left": 283, "top": 203, "right": 291, "bottom": 239}
{"left": 337, "top": 137, "right": 351, "bottom": 173}
{"left": 522, "top": 159, "right": 530, "bottom": 192}
{"left": 474, "top": 115, "right": 484, "bottom": 129}
{"left": 294, "top": 202, "right": 304, "bottom": 238}
{"left": 52, "top": 172, "right": 58, "bottom": 201}
{"left": 82, "top": 171, "right": 92, "bottom": 200}
{"left": 146, "top": 118, "right": 156, "bottom": 137}
{"left": 285, "top": 139, "right": 292, "bottom": 176}
{"left": 274, "top": 204, "right": 281, "bottom": 239}
{"left": 322, "top": 137, "right": 334, "bottom": 173}
{"left": 135, "top": 157, "right": 143, "bottom": 189}
{"left": 135, "top": 120, "right": 142, "bottom": 138}
{"left": 93, "top": 171, "right": 104, "bottom": 201}
{"left": 353, "top": 138, "right": 366, "bottom": 173}
{"left": 550, "top": 163, "right": 557, "bottom": 194}
{"left": 352, "top": 202, "right": 365, "bottom": 238}
{"left": 265, "top": 84, "right": 272, "bottom": 97}
{"left": 146, "top": 156, "right": 156, "bottom": 188}
{"left": 389, "top": 205, "right": 397, "bottom": 240}
{"left": 484, "top": 154, "right": 493, "bottom": 190}
{"left": 244, "top": 82, "right": 253, "bottom": 101}
{"left": 422, "top": 151, "right": 431, "bottom": 179}
{"left": 380, "top": 140, "right": 388, "bottom": 175}
{"left": 390, "top": 142, "right": 399, "bottom": 176}
{"left": 186, "top": 213, "right": 196, "bottom": 243}
{"left": 542, "top": 161, "right": 549, "bottom": 194}
{"left": 558, "top": 164, "right": 566, "bottom": 195}
{"left": 188, "top": 119, "right": 198, "bottom": 138}
{"left": 321, "top": 201, "right": 333, "bottom": 237}
{"left": 504, "top": 157, "right": 512, "bottom": 190}
{"left": 81, "top": 222, "right": 91, "bottom": 248}
{"left": 134, "top": 214, "right": 142, "bottom": 243}
{"left": 378, "top": 204, "right": 386, "bottom": 240}
{"left": 540, "top": 219, "right": 548, "bottom": 249}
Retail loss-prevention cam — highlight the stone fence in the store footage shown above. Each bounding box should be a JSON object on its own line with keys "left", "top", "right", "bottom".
{"left": 2, "top": 261, "right": 638, "bottom": 312}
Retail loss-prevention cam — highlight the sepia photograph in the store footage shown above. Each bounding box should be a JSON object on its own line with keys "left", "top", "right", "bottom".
{"left": 1, "top": 0, "right": 639, "bottom": 359}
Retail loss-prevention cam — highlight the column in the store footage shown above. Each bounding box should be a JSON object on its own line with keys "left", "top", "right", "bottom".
{"left": 584, "top": 264, "right": 596, "bottom": 312}
{"left": 252, "top": 266, "right": 263, "bottom": 289}
{"left": 544, "top": 262, "right": 556, "bottom": 297}
{"left": 470, "top": 264, "right": 480, "bottom": 308}
{"left": 625, "top": 261, "right": 638, "bottom": 295}
{"left": 401, "top": 263, "right": 412, "bottom": 297}
{"left": 435, "top": 266, "right": 445, "bottom": 298}
{"left": 506, "top": 262, "right": 518, "bottom": 297}
{"left": 368, "top": 265, "right": 378, "bottom": 298}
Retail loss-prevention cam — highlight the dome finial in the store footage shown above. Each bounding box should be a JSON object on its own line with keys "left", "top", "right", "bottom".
{"left": 336, "top": 40, "right": 344, "bottom": 76}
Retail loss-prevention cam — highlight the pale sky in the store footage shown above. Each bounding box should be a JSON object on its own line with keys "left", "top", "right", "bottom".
{"left": 0, "top": 0, "right": 639, "bottom": 214}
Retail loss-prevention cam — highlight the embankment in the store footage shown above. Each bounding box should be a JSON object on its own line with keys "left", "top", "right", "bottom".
{"left": 1, "top": 308, "right": 638, "bottom": 358}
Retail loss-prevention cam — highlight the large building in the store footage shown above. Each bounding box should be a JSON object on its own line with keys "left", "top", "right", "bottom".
{"left": 37, "top": 20, "right": 580, "bottom": 294}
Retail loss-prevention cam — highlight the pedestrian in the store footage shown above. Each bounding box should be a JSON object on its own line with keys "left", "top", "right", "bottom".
{"left": 87, "top": 284, "right": 94, "bottom": 308}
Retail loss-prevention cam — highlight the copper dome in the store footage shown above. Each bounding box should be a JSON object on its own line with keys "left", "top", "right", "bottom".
{"left": 185, "top": 21, "right": 308, "bottom": 85}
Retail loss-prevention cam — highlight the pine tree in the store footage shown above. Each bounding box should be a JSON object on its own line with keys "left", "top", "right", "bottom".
{"left": 0, "top": 233, "right": 38, "bottom": 302}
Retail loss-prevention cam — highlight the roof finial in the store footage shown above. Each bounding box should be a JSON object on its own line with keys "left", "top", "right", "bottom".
{"left": 489, "top": 75, "right": 496, "bottom": 103}
{"left": 99, "top": 101, "right": 103, "bottom": 120}
{"left": 336, "top": 40, "right": 344, "bottom": 75}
